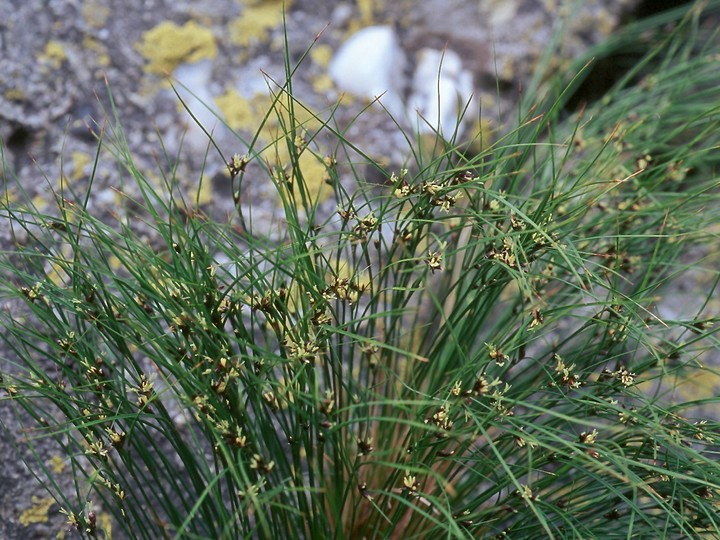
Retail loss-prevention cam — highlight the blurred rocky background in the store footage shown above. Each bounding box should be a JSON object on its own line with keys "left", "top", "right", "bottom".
{"left": 0, "top": 0, "right": 701, "bottom": 537}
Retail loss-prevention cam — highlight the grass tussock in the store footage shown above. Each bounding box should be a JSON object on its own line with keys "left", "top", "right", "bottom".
{"left": 2, "top": 3, "right": 720, "bottom": 539}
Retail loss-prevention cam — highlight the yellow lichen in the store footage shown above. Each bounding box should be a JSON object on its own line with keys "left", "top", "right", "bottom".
{"left": 196, "top": 174, "right": 214, "bottom": 206}
{"left": 82, "top": 36, "right": 111, "bottom": 67}
{"left": 674, "top": 369, "right": 720, "bottom": 402}
{"left": 216, "top": 88, "right": 325, "bottom": 141}
{"left": 82, "top": 0, "right": 111, "bottom": 28}
{"left": 357, "top": 0, "right": 375, "bottom": 25}
{"left": 214, "top": 89, "right": 268, "bottom": 132}
{"left": 136, "top": 21, "right": 218, "bottom": 75}
{"left": 273, "top": 144, "right": 331, "bottom": 203}
{"left": 216, "top": 85, "right": 332, "bottom": 202}
{"left": 108, "top": 255, "right": 122, "bottom": 271}
{"left": 71, "top": 151, "right": 91, "bottom": 181}
{"left": 18, "top": 496, "right": 54, "bottom": 526}
{"left": 4, "top": 88, "right": 26, "bottom": 101}
{"left": 309, "top": 44, "right": 333, "bottom": 68}
{"left": 344, "top": 0, "right": 377, "bottom": 32}
{"left": 462, "top": 117, "right": 494, "bottom": 156}
{"left": 59, "top": 174, "right": 71, "bottom": 193}
{"left": 229, "top": 0, "right": 293, "bottom": 47}
{"left": 266, "top": 99, "right": 324, "bottom": 139}
{"left": 297, "top": 151, "right": 331, "bottom": 202}
{"left": 47, "top": 259, "right": 70, "bottom": 286}
{"left": 31, "top": 195, "right": 48, "bottom": 212}
{"left": 309, "top": 45, "right": 335, "bottom": 94}
{"left": 50, "top": 455, "right": 66, "bottom": 474}
{"left": 145, "top": 171, "right": 166, "bottom": 191}
{"left": 41, "top": 41, "right": 67, "bottom": 69}
{"left": 335, "top": 259, "right": 371, "bottom": 289}
{"left": 312, "top": 74, "right": 334, "bottom": 94}
{"left": 99, "top": 513, "right": 113, "bottom": 538}
{"left": 500, "top": 57, "right": 515, "bottom": 82}
{"left": 4, "top": 187, "right": 17, "bottom": 205}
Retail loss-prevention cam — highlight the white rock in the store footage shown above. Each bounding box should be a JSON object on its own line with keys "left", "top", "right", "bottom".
{"left": 406, "top": 48, "right": 475, "bottom": 139}
{"left": 172, "top": 59, "right": 222, "bottom": 152}
{"left": 95, "top": 187, "right": 116, "bottom": 207}
{"left": 329, "top": 25, "right": 407, "bottom": 118}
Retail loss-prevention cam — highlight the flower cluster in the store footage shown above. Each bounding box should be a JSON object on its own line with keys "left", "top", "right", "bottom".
{"left": 579, "top": 429, "right": 600, "bottom": 458}
{"left": 283, "top": 334, "right": 323, "bottom": 365}
{"left": 599, "top": 365, "right": 636, "bottom": 387}
{"left": 487, "top": 237, "right": 517, "bottom": 268}
{"left": 227, "top": 153, "right": 249, "bottom": 178}
{"left": 425, "top": 403, "right": 455, "bottom": 437}
{"left": 402, "top": 471, "right": 420, "bottom": 493}
{"left": 486, "top": 343, "right": 510, "bottom": 367}
{"left": 553, "top": 354, "right": 581, "bottom": 389}
{"left": 392, "top": 169, "right": 473, "bottom": 213}
{"left": 131, "top": 374, "right": 155, "bottom": 409}
{"left": 322, "top": 276, "right": 366, "bottom": 304}
{"left": 426, "top": 250, "right": 443, "bottom": 273}
{"left": 337, "top": 209, "right": 379, "bottom": 244}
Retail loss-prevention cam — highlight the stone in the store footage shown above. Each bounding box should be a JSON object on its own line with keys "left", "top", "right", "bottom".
{"left": 406, "top": 48, "right": 475, "bottom": 139}
{"left": 328, "top": 25, "right": 407, "bottom": 118}
{"left": 172, "top": 59, "right": 223, "bottom": 154}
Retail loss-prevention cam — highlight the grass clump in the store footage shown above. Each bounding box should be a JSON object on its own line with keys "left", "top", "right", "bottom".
{"left": 2, "top": 3, "right": 720, "bottom": 539}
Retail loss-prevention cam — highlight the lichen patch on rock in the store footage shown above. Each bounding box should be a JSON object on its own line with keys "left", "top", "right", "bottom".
{"left": 136, "top": 21, "right": 218, "bottom": 75}
{"left": 18, "top": 496, "right": 54, "bottom": 526}
{"left": 40, "top": 41, "right": 67, "bottom": 69}
{"left": 230, "top": 0, "right": 293, "bottom": 47}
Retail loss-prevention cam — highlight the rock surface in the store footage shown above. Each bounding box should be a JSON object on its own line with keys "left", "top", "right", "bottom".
{"left": 1, "top": 0, "right": 645, "bottom": 537}
{"left": 329, "top": 25, "right": 407, "bottom": 118}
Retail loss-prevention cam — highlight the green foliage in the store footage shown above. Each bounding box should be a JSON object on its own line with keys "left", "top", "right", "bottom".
{"left": 2, "top": 3, "right": 720, "bottom": 539}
